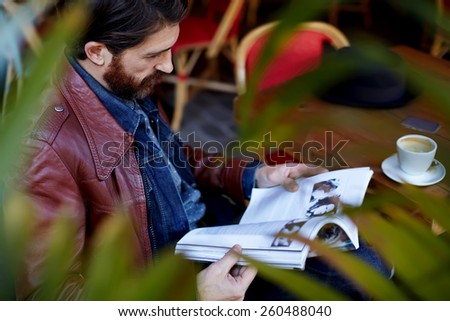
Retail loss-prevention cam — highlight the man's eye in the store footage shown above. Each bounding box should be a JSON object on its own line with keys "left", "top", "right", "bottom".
{"left": 145, "top": 54, "right": 160, "bottom": 59}
{"left": 146, "top": 50, "right": 171, "bottom": 59}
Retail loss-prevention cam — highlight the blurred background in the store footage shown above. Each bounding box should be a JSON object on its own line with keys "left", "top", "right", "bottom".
{"left": 1, "top": 0, "right": 450, "bottom": 301}
{"left": 154, "top": 0, "right": 448, "bottom": 149}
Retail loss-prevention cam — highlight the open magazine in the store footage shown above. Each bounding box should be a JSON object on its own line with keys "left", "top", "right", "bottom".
{"left": 175, "top": 167, "right": 373, "bottom": 270}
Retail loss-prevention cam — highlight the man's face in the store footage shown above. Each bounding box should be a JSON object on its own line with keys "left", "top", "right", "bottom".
{"left": 103, "top": 54, "right": 163, "bottom": 100}
{"left": 103, "top": 24, "right": 179, "bottom": 100}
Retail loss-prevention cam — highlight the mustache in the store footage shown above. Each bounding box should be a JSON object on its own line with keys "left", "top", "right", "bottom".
{"left": 141, "top": 70, "right": 163, "bottom": 87}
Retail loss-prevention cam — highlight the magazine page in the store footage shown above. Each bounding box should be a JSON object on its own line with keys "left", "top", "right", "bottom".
{"left": 176, "top": 219, "right": 309, "bottom": 253}
{"left": 175, "top": 167, "right": 371, "bottom": 269}
{"left": 175, "top": 214, "right": 359, "bottom": 269}
{"left": 240, "top": 167, "right": 373, "bottom": 225}
{"left": 305, "top": 214, "right": 360, "bottom": 257}
{"left": 175, "top": 219, "right": 312, "bottom": 269}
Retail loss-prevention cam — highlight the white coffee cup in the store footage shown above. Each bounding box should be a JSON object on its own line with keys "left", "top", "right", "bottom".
{"left": 396, "top": 134, "right": 437, "bottom": 176}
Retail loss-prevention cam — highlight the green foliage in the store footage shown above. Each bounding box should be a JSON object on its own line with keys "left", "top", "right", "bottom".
{"left": 0, "top": 0, "right": 449, "bottom": 301}
{"left": 82, "top": 213, "right": 197, "bottom": 300}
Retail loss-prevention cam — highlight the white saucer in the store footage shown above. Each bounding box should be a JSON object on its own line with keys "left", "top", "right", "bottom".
{"left": 381, "top": 154, "right": 446, "bottom": 186}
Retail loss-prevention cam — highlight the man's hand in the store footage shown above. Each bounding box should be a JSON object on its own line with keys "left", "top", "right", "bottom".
{"left": 197, "top": 245, "right": 257, "bottom": 301}
{"left": 255, "top": 163, "right": 328, "bottom": 192}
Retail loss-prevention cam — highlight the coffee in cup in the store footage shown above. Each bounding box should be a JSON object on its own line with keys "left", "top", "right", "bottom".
{"left": 396, "top": 134, "right": 437, "bottom": 176}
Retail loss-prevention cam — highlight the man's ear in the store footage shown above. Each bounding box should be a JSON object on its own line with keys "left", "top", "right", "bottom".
{"left": 84, "top": 41, "right": 112, "bottom": 66}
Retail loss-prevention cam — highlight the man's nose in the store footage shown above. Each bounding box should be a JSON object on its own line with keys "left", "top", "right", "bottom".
{"left": 155, "top": 50, "right": 173, "bottom": 74}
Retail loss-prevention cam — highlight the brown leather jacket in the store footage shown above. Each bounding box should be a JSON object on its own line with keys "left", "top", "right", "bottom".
{"left": 16, "top": 63, "right": 249, "bottom": 300}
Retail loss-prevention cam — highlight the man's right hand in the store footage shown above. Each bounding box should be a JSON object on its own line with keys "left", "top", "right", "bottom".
{"left": 196, "top": 244, "right": 257, "bottom": 301}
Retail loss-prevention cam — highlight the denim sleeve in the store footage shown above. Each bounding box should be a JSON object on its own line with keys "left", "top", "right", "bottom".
{"left": 242, "top": 161, "right": 265, "bottom": 200}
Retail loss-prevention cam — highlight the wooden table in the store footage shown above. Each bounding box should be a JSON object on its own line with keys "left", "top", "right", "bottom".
{"left": 236, "top": 45, "right": 450, "bottom": 231}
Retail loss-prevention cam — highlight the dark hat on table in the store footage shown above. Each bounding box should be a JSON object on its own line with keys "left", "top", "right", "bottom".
{"left": 318, "top": 46, "right": 418, "bottom": 108}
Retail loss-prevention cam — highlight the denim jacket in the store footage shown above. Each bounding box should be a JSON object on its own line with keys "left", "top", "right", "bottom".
{"left": 69, "top": 56, "right": 207, "bottom": 255}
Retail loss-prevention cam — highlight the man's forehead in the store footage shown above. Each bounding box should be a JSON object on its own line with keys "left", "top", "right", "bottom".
{"left": 130, "top": 24, "right": 180, "bottom": 54}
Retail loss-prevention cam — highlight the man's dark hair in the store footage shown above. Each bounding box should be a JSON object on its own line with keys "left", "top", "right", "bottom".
{"left": 70, "top": 0, "right": 189, "bottom": 59}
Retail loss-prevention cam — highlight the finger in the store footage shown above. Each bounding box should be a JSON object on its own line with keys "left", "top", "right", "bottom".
{"left": 238, "top": 265, "right": 258, "bottom": 288}
{"left": 288, "top": 163, "right": 327, "bottom": 179}
{"left": 282, "top": 177, "right": 299, "bottom": 192}
{"left": 214, "top": 244, "right": 242, "bottom": 274}
{"left": 300, "top": 164, "right": 328, "bottom": 177}
{"left": 283, "top": 164, "right": 328, "bottom": 191}
{"left": 230, "top": 265, "right": 242, "bottom": 278}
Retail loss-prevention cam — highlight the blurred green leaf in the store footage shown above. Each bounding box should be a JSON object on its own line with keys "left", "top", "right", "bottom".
{"left": 1, "top": 192, "right": 36, "bottom": 299}
{"left": 83, "top": 214, "right": 197, "bottom": 301}
{"left": 135, "top": 252, "right": 197, "bottom": 301}
{"left": 36, "top": 209, "right": 79, "bottom": 300}
{"left": 404, "top": 186, "right": 450, "bottom": 233}
{"left": 238, "top": 0, "right": 333, "bottom": 126}
{"left": 82, "top": 213, "right": 138, "bottom": 300}
{"left": 288, "top": 234, "right": 407, "bottom": 300}
{"left": 354, "top": 209, "right": 450, "bottom": 300}
{"left": 0, "top": 1, "right": 86, "bottom": 301}
{"left": 243, "top": 255, "right": 349, "bottom": 300}
{"left": 0, "top": 2, "right": 86, "bottom": 195}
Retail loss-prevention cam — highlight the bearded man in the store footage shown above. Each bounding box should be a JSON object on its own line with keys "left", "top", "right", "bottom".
{"left": 15, "top": 0, "right": 334, "bottom": 300}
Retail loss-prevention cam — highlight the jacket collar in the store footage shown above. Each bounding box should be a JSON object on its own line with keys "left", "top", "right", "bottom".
{"left": 58, "top": 62, "right": 134, "bottom": 181}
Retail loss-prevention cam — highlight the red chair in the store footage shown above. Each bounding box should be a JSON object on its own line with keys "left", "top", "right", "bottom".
{"left": 235, "top": 21, "right": 350, "bottom": 95}
{"left": 168, "top": 0, "right": 245, "bottom": 132}
{"left": 234, "top": 21, "right": 350, "bottom": 166}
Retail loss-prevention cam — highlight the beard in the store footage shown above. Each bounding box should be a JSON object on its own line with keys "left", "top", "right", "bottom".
{"left": 103, "top": 55, "right": 163, "bottom": 100}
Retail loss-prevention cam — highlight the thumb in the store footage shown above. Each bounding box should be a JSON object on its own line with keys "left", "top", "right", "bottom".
{"left": 282, "top": 177, "right": 299, "bottom": 192}
{"left": 214, "top": 244, "right": 242, "bottom": 273}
